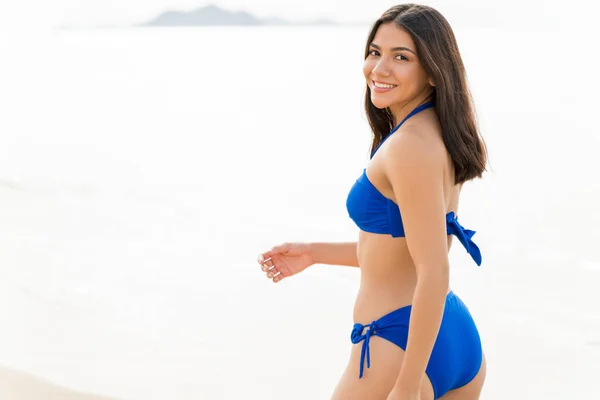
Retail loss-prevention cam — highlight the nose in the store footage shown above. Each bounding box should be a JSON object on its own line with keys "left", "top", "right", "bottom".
{"left": 372, "top": 58, "right": 392, "bottom": 77}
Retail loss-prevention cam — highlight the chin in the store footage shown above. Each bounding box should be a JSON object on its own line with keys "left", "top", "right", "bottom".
{"left": 370, "top": 99, "right": 391, "bottom": 109}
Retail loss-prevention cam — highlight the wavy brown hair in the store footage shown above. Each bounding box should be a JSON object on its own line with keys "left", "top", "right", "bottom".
{"left": 365, "top": 4, "right": 487, "bottom": 184}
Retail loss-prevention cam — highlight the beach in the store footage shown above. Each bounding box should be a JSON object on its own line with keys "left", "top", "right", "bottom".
{"left": 0, "top": 366, "right": 115, "bottom": 400}
{"left": 0, "top": 22, "right": 598, "bottom": 399}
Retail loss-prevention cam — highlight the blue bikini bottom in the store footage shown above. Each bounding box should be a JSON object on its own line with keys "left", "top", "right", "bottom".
{"left": 350, "top": 291, "right": 482, "bottom": 399}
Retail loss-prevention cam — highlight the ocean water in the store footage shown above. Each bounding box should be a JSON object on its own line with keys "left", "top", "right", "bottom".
{"left": 0, "top": 25, "right": 598, "bottom": 399}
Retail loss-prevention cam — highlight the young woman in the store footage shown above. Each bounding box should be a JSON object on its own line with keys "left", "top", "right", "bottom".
{"left": 258, "top": 4, "right": 487, "bottom": 400}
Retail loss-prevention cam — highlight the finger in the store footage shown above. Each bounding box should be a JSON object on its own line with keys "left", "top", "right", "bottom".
{"left": 259, "top": 256, "right": 275, "bottom": 272}
{"left": 266, "top": 265, "right": 280, "bottom": 279}
{"left": 272, "top": 271, "right": 284, "bottom": 283}
{"left": 257, "top": 254, "right": 267, "bottom": 266}
{"left": 257, "top": 254, "right": 271, "bottom": 269}
{"left": 264, "top": 257, "right": 275, "bottom": 268}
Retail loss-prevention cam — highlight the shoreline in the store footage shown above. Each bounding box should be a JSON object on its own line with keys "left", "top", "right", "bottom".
{"left": 0, "top": 366, "right": 116, "bottom": 400}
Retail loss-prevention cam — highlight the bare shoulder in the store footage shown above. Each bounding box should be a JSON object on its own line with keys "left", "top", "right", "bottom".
{"left": 382, "top": 122, "right": 447, "bottom": 177}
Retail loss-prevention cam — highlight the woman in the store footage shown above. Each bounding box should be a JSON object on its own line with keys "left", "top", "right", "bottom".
{"left": 257, "top": 4, "right": 487, "bottom": 400}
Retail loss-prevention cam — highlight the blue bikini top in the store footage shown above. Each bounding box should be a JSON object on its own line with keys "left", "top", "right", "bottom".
{"left": 345, "top": 102, "right": 482, "bottom": 266}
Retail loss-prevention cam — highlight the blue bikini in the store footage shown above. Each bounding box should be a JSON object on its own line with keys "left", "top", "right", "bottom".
{"left": 345, "top": 102, "right": 483, "bottom": 399}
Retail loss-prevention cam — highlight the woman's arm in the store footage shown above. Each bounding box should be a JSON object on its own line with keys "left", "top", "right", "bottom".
{"left": 383, "top": 128, "right": 450, "bottom": 395}
{"left": 308, "top": 242, "right": 359, "bottom": 268}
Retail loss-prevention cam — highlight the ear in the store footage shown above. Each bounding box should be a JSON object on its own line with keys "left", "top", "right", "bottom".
{"left": 428, "top": 77, "right": 435, "bottom": 87}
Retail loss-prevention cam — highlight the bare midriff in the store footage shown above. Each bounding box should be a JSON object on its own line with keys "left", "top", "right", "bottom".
{"left": 353, "top": 230, "right": 454, "bottom": 323}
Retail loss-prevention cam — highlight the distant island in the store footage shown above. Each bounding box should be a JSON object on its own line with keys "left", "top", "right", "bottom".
{"left": 139, "top": 4, "right": 339, "bottom": 27}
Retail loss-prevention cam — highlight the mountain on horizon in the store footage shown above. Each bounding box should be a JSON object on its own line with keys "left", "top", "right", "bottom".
{"left": 139, "top": 4, "right": 339, "bottom": 27}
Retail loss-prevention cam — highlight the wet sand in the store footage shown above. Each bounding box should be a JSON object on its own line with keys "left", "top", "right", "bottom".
{"left": 0, "top": 366, "right": 116, "bottom": 400}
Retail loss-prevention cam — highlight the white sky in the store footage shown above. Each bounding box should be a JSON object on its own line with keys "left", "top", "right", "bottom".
{"left": 0, "top": 0, "right": 565, "bottom": 30}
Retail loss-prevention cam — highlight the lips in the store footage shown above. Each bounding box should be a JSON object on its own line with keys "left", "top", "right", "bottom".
{"left": 371, "top": 80, "right": 397, "bottom": 93}
{"left": 372, "top": 80, "right": 397, "bottom": 88}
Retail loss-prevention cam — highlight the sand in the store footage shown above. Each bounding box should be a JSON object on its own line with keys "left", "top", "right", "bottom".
{"left": 0, "top": 366, "right": 115, "bottom": 400}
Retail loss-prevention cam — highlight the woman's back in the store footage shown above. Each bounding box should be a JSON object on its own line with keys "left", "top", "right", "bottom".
{"left": 352, "top": 106, "right": 461, "bottom": 322}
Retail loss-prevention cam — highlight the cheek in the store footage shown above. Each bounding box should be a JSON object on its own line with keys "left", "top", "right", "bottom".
{"left": 397, "top": 64, "right": 429, "bottom": 87}
{"left": 363, "top": 60, "right": 375, "bottom": 80}
{"left": 392, "top": 64, "right": 414, "bottom": 81}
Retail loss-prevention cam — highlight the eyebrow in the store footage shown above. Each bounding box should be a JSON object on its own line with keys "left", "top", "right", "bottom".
{"left": 370, "top": 43, "right": 416, "bottom": 55}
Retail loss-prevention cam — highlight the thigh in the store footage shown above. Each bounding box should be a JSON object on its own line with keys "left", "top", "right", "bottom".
{"left": 330, "top": 336, "right": 435, "bottom": 400}
{"left": 438, "top": 352, "right": 487, "bottom": 400}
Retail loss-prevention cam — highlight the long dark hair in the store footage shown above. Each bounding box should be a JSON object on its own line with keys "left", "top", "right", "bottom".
{"left": 365, "top": 4, "right": 487, "bottom": 184}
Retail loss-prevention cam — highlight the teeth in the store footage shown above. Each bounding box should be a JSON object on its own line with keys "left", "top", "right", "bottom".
{"left": 373, "top": 81, "right": 396, "bottom": 89}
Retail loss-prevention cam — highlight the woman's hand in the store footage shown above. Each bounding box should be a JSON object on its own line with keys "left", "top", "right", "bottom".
{"left": 257, "top": 242, "right": 315, "bottom": 283}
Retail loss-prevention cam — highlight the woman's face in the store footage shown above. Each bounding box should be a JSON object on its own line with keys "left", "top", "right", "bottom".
{"left": 363, "top": 23, "right": 434, "bottom": 111}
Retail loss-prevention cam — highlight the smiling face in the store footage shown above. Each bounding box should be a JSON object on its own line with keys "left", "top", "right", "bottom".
{"left": 363, "top": 22, "right": 434, "bottom": 115}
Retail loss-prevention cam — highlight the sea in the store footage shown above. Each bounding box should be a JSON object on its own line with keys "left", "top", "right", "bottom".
{"left": 0, "top": 22, "right": 598, "bottom": 399}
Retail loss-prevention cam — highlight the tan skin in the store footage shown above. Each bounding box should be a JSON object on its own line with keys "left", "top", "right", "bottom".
{"left": 258, "top": 23, "right": 486, "bottom": 400}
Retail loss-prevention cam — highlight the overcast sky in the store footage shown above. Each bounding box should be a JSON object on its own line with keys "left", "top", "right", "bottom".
{"left": 0, "top": 0, "right": 567, "bottom": 30}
